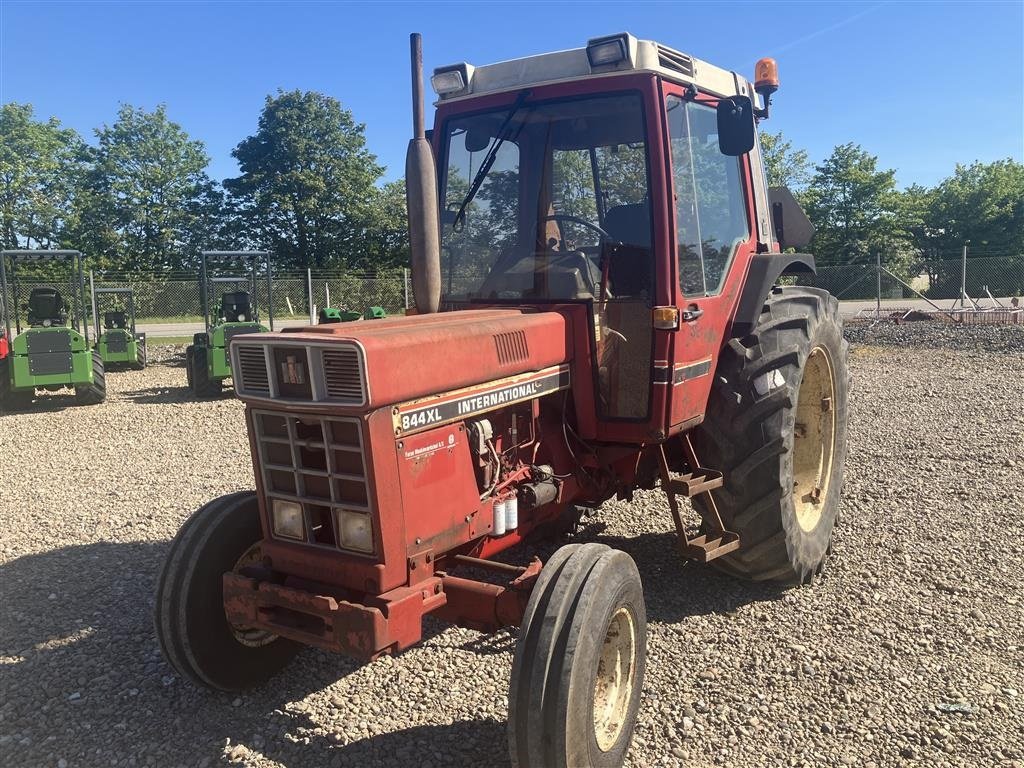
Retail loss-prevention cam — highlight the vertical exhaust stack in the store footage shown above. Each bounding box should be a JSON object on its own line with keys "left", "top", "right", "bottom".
{"left": 405, "top": 32, "right": 442, "bottom": 314}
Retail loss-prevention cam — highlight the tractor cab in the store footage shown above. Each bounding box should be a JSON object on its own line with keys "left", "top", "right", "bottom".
{"left": 0, "top": 249, "right": 105, "bottom": 409}
{"left": 92, "top": 285, "right": 146, "bottom": 370}
{"left": 184, "top": 250, "right": 273, "bottom": 397}
{"left": 27, "top": 287, "right": 69, "bottom": 327}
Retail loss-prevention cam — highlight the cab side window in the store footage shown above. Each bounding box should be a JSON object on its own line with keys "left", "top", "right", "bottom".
{"left": 666, "top": 96, "right": 750, "bottom": 296}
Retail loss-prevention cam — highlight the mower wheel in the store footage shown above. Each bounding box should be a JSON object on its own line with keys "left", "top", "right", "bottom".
{"left": 189, "top": 345, "right": 221, "bottom": 397}
{"left": 185, "top": 345, "right": 195, "bottom": 388}
{"left": 75, "top": 352, "right": 106, "bottom": 405}
{"left": 692, "top": 286, "right": 849, "bottom": 584}
{"left": 155, "top": 491, "right": 299, "bottom": 691}
{"left": 508, "top": 543, "right": 646, "bottom": 768}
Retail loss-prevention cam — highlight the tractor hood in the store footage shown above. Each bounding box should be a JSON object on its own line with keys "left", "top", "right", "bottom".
{"left": 231, "top": 309, "right": 573, "bottom": 409}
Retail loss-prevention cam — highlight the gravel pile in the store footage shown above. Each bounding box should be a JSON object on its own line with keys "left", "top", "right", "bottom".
{"left": 1, "top": 342, "right": 1021, "bottom": 768}
{"left": 845, "top": 318, "right": 1024, "bottom": 354}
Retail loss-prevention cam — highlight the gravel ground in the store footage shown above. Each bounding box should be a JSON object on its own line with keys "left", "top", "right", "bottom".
{"left": 1, "top": 334, "right": 1022, "bottom": 768}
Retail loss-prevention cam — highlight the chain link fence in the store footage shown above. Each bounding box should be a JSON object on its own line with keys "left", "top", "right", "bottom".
{"left": 3, "top": 269, "right": 411, "bottom": 333}
{"left": 798, "top": 255, "right": 1024, "bottom": 304}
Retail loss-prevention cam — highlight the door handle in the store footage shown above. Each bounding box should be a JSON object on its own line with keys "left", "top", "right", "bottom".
{"left": 681, "top": 305, "right": 704, "bottom": 322}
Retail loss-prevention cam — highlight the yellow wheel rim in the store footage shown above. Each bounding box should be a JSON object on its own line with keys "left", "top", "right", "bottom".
{"left": 792, "top": 346, "right": 837, "bottom": 533}
{"left": 593, "top": 606, "right": 637, "bottom": 752}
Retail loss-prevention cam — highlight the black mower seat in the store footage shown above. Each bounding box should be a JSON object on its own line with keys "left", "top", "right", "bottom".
{"left": 104, "top": 311, "right": 128, "bottom": 330}
{"left": 220, "top": 291, "right": 253, "bottom": 323}
{"left": 27, "top": 287, "right": 68, "bottom": 326}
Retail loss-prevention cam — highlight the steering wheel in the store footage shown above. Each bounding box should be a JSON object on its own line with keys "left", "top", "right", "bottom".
{"left": 541, "top": 214, "right": 618, "bottom": 245}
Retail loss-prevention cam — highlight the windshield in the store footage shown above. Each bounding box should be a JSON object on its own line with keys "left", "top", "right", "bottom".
{"left": 439, "top": 92, "right": 653, "bottom": 304}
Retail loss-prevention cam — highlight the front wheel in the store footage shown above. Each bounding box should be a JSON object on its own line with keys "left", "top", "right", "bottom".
{"left": 155, "top": 491, "right": 299, "bottom": 691}
{"left": 692, "top": 286, "right": 849, "bottom": 583}
{"left": 508, "top": 543, "right": 647, "bottom": 768}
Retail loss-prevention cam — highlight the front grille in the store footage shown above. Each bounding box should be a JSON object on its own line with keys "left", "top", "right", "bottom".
{"left": 252, "top": 409, "right": 373, "bottom": 553}
{"left": 322, "top": 348, "right": 365, "bottom": 404}
{"left": 233, "top": 342, "right": 367, "bottom": 404}
{"left": 224, "top": 325, "right": 262, "bottom": 344}
{"left": 237, "top": 345, "right": 270, "bottom": 394}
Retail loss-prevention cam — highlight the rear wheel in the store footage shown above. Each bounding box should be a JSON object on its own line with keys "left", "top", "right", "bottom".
{"left": 508, "top": 543, "right": 646, "bottom": 768}
{"left": 155, "top": 491, "right": 299, "bottom": 691}
{"left": 190, "top": 345, "right": 221, "bottom": 398}
{"left": 692, "top": 286, "right": 849, "bottom": 583}
{"left": 75, "top": 352, "right": 106, "bottom": 405}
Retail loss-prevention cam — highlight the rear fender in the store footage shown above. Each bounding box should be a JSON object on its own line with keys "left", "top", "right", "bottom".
{"left": 730, "top": 253, "right": 815, "bottom": 337}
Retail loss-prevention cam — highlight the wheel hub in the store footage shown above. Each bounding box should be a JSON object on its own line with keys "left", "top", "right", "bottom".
{"left": 228, "top": 542, "right": 279, "bottom": 648}
{"left": 792, "top": 346, "right": 837, "bottom": 532}
{"left": 593, "top": 606, "right": 637, "bottom": 751}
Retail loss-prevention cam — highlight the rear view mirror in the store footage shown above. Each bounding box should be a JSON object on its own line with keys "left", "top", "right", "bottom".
{"left": 465, "top": 129, "right": 492, "bottom": 153}
{"left": 716, "top": 96, "right": 755, "bottom": 156}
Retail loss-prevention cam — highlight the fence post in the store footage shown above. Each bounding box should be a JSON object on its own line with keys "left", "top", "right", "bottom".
{"left": 875, "top": 252, "right": 881, "bottom": 318}
{"left": 403, "top": 268, "right": 409, "bottom": 309}
{"left": 90, "top": 270, "right": 99, "bottom": 339}
{"left": 307, "top": 268, "right": 314, "bottom": 325}
{"left": 959, "top": 241, "right": 969, "bottom": 308}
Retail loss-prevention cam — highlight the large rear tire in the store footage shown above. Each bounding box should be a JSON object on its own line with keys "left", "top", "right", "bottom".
{"left": 155, "top": 491, "right": 299, "bottom": 691}
{"left": 508, "top": 543, "right": 646, "bottom": 768}
{"left": 692, "top": 286, "right": 849, "bottom": 583}
{"left": 75, "top": 352, "right": 106, "bottom": 405}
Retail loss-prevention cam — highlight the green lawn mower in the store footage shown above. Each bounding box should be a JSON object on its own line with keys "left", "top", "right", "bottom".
{"left": 0, "top": 249, "right": 105, "bottom": 410}
{"left": 185, "top": 250, "right": 273, "bottom": 397}
{"left": 91, "top": 285, "right": 146, "bottom": 370}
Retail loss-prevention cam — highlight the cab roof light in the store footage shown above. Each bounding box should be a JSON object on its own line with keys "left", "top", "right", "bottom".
{"left": 431, "top": 64, "right": 470, "bottom": 96}
{"left": 586, "top": 34, "right": 628, "bottom": 68}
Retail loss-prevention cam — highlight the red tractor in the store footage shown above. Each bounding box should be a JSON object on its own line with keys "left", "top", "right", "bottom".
{"left": 157, "top": 33, "right": 848, "bottom": 767}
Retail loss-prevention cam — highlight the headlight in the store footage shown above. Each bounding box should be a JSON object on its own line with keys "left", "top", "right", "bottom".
{"left": 335, "top": 509, "right": 374, "bottom": 553}
{"left": 271, "top": 499, "right": 304, "bottom": 540}
{"left": 43, "top": 319, "right": 52, "bottom": 327}
{"left": 237, "top": 313, "right": 247, "bottom": 322}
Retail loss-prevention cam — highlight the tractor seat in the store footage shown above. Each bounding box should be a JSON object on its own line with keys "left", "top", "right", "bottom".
{"left": 27, "top": 287, "right": 68, "bottom": 327}
{"left": 104, "top": 311, "right": 128, "bottom": 330}
{"left": 604, "top": 202, "right": 653, "bottom": 298}
{"left": 220, "top": 291, "right": 253, "bottom": 323}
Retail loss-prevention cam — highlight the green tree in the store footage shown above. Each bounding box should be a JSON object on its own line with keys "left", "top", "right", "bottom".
{"left": 0, "top": 103, "right": 86, "bottom": 249}
{"left": 925, "top": 159, "right": 1024, "bottom": 256}
{"left": 74, "top": 104, "right": 221, "bottom": 271}
{"left": 225, "top": 90, "right": 385, "bottom": 270}
{"left": 759, "top": 130, "right": 811, "bottom": 189}
{"left": 803, "top": 143, "right": 901, "bottom": 267}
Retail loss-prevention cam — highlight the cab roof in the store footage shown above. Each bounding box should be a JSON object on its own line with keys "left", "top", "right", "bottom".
{"left": 433, "top": 32, "right": 758, "bottom": 105}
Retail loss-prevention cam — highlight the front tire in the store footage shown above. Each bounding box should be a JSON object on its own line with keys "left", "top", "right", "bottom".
{"left": 692, "top": 286, "right": 849, "bottom": 583}
{"left": 508, "top": 543, "right": 647, "bottom": 768}
{"left": 155, "top": 491, "right": 299, "bottom": 691}
{"left": 189, "top": 345, "right": 221, "bottom": 398}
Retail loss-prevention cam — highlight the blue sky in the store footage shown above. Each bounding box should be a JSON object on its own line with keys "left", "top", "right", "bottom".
{"left": 2, "top": 1, "right": 1022, "bottom": 189}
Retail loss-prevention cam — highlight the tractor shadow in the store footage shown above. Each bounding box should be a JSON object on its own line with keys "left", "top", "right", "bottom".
{"left": 0, "top": 393, "right": 83, "bottom": 415}
{"left": 563, "top": 522, "right": 789, "bottom": 623}
{"left": 0, "top": 540, "right": 506, "bottom": 768}
{"left": 119, "top": 385, "right": 199, "bottom": 405}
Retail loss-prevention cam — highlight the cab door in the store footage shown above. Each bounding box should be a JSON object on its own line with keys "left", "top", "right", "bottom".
{"left": 660, "top": 82, "right": 760, "bottom": 431}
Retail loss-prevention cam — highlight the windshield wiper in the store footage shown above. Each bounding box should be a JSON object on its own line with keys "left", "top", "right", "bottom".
{"left": 452, "top": 89, "right": 531, "bottom": 231}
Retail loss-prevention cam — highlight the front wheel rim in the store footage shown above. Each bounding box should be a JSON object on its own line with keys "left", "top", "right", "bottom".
{"left": 792, "top": 346, "right": 838, "bottom": 532}
{"left": 593, "top": 606, "right": 637, "bottom": 752}
{"left": 227, "top": 542, "right": 278, "bottom": 648}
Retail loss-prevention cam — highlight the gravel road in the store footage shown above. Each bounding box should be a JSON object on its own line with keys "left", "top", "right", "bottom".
{"left": 1, "top": 332, "right": 1022, "bottom": 768}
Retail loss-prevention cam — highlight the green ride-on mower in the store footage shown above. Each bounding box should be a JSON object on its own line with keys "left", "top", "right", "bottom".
{"left": 318, "top": 305, "right": 387, "bottom": 323}
{"left": 0, "top": 249, "right": 105, "bottom": 410}
{"left": 185, "top": 250, "right": 274, "bottom": 397}
{"left": 92, "top": 285, "right": 146, "bottom": 370}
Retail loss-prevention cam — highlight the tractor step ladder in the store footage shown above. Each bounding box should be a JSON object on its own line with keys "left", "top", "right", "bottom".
{"left": 658, "top": 435, "right": 740, "bottom": 563}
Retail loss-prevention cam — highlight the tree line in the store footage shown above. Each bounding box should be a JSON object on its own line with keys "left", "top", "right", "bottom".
{"left": 2, "top": 94, "right": 1021, "bottom": 284}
